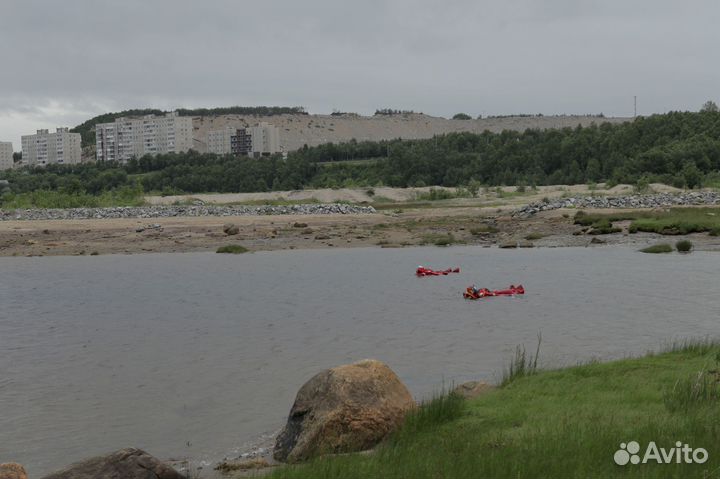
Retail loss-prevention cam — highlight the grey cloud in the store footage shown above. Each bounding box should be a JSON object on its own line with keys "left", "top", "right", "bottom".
{"left": 1, "top": 0, "right": 719, "bottom": 146}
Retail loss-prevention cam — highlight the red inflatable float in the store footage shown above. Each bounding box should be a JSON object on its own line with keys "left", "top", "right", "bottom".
{"left": 463, "top": 284, "right": 525, "bottom": 299}
{"left": 416, "top": 266, "right": 460, "bottom": 276}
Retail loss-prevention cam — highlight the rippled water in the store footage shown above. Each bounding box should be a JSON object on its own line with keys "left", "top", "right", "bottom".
{"left": 2, "top": 246, "right": 719, "bottom": 476}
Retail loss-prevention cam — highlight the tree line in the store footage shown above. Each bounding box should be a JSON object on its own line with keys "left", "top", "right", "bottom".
{"left": 4, "top": 110, "right": 720, "bottom": 201}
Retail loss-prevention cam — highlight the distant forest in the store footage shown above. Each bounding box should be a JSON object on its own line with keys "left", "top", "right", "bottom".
{"left": 3, "top": 110, "right": 720, "bottom": 202}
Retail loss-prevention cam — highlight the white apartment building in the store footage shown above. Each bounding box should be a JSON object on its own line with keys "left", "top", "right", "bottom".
{"left": 207, "top": 127, "right": 236, "bottom": 155}
{"left": 95, "top": 111, "right": 193, "bottom": 162}
{"left": 21, "top": 128, "right": 82, "bottom": 167}
{"left": 208, "top": 122, "right": 281, "bottom": 157}
{"left": 248, "top": 122, "right": 280, "bottom": 156}
{"left": 0, "top": 142, "right": 13, "bottom": 170}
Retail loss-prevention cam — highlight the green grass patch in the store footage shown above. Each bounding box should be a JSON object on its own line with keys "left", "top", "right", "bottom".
{"left": 420, "top": 233, "right": 457, "bottom": 246}
{"left": 272, "top": 339, "right": 720, "bottom": 479}
{"left": 523, "top": 232, "right": 545, "bottom": 241}
{"left": 575, "top": 208, "right": 720, "bottom": 236}
{"left": 216, "top": 245, "right": 249, "bottom": 254}
{"left": 415, "top": 187, "right": 473, "bottom": 201}
{"left": 0, "top": 187, "right": 145, "bottom": 209}
{"left": 640, "top": 243, "right": 673, "bottom": 254}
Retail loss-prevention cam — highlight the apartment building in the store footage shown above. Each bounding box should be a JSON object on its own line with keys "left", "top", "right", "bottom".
{"left": 0, "top": 142, "right": 13, "bottom": 170}
{"left": 21, "top": 128, "right": 82, "bottom": 167}
{"left": 95, "top": 111, "right": 193, "bottom": 162}
{"left": 247, "top": 122, "right": 280, "bottom": 156}
{"left": 207, "top": 122, "right": 281, "bottom": 157}
{"left": 207, "top": 127, "right": 236, "bottom": 155}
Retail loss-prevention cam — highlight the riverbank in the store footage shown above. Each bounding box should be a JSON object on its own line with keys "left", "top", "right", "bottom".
{"left": 3, "top": 200, "right": 720, "bottom": 256}
{"left": 271, "top": 340, "right": 720, "bottom": 478}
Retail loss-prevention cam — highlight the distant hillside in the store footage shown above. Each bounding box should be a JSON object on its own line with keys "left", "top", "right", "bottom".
{"left": 72, "top": 106, "right": 630, "bottom": 159}
{"left": 192, "top": 113, "right": 630, "bottom": 153}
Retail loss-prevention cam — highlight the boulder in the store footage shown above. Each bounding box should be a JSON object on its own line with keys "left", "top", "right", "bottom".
{"left": 451, "top": 381, "right": 495, "bottom": 400}
{"left": 274, "top": 359, "right": 415, "bottom": 463}
{"left": 0, "top": 463, "right": 27, "bottom": 479}
{"left": 41, "top": 448, "right": 182, "bottom": 479}
{"left": 223, "top": 223, "right": 239, "bottom": 235}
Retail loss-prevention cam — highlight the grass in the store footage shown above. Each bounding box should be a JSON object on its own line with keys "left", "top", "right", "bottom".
{"left": 524, "top": 232, "right": 545, "bottom": 241}
{"left": 470, "top": 225, "right": 499, "bottom": 235}
{"left": 420, "top": 233, "right": 457, "bottom": 246}
{"left": 640, "top": 243, "right": 673, "bottom": 254}
{"left": 501, "top": 333, "right": 542, "bottom": 387}
{"left": 0, "top": 187, "right": 146, "bottom": 209}
{"left": 216, "top": 245, "right": 249, "bottom": 254}
{"left": 575, "top": 208, "right": 720, "bottom": 236}
{"left": 272, "top": 339, "right": 720, "bottom": 479}
{"left": 415, "top": 187, "right": 473, "bottom": 201}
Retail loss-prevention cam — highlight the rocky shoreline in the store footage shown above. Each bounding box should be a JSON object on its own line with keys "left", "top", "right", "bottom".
{"left": 0, "top": 203, "right": 377, "bottom": 222}
{"left": 514, "top": 191, "right": 720, "bottom": 217}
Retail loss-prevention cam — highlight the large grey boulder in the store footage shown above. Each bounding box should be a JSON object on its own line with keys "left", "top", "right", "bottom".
{"left": 41, "top": 448, "right": 182, "bottom": 479}
{"left": 274, "top": 359, "right": 415, "bottom": 463}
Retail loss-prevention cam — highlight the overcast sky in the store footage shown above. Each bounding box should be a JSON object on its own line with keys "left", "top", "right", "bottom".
{"left": 1, "top": 0, "right": 719, "bottom": 149}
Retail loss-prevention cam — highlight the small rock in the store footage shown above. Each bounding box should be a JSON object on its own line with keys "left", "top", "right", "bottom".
{"left": 223, "top": 223, "right": 239, "bottom": 236}
{"left": 0, "top": 463, "right": 27, "bottom": 479}
{"left": 314, "top": 234, "right": 330, "bottom": 240}
{"left": 214, "top": 458, "right": 270, "bottom": 472}
{"left": 518, "top": 241, "right": 534, "bottom": 248}
{"left": 135, "top": 227, "right": 145, "bottom": 233}
{"left": 499, "top": 241, "right": 517, "bottom": 249}
{"left": 293, "top": 222, "right": 308, "bottom": 228}
{"left": 590, "top": 237, "right": 606, "bottom": 244}
{"left": 451, "top": 381, "right": 495, "bottom": 400}
{"left": 40, "top": 448, "right": 182, "bottom": 479}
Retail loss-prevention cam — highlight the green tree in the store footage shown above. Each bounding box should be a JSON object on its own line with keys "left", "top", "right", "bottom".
{"left": 700, "top": 100, "right": 719, "bottom": 113}
{"left": 452, "top": 113, "right": 472, "bottom": 120}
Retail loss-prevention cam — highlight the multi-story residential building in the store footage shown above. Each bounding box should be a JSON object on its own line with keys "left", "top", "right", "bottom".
{"left": 207, "top": 127, "right": 236, "bottom": 155}
{"left": 247, "top": 122, "right": 280, "bottom": 156}
{"left": 95, "top": 111, "right": 193, "bottom": 162}
{"left": 230, "top": 129, "right": 253, "bottom": 156}
{"left": 21, "top": 128, "right": 82, "bottom": 167}
{"left": 0, "top": 142, "right": 13, "bottom": 170}
{"left": 212, "top": 122, "right": 280, "bottom": 157}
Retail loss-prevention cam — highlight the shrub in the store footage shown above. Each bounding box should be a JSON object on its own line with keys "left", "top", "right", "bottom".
{"left": 216, "top": 245, "right": 249, "bottom": 254}
{"left": 640, "top": 243, "right": 673, "bottom": 254}
{"left": 676, "top": 240, "right": 693, "bottom": 252}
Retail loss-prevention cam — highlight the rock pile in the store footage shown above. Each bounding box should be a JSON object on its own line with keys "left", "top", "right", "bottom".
{"left": 514, "top": 192, "right": 720, "bottom": 217}
{"left": 0, "top": 204, "right": 376, "bottom": 222}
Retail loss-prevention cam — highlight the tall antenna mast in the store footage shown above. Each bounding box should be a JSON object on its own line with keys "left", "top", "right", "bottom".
{"left": 634, "top": 96, "right": 637, "bottom": 118}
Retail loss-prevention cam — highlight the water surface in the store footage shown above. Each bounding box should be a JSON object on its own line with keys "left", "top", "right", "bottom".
{"left": 1, "top": 246, "right": 719, "bottom": 475}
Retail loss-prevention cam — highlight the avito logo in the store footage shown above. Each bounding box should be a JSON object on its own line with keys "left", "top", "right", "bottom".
{"left": 614, "top": 441, "right": 708, "bottom": 465}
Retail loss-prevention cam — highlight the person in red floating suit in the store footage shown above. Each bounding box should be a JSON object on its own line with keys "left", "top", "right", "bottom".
{"left": 464, "top": 285, "right": 525, "bottom": 299}
{"left": 416, "top": 266, "right": 460, "bottom": 276}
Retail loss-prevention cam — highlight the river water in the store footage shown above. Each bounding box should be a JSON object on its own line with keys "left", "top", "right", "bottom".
{"left": 1, "top": 246, "right": 719, "bottom": 476}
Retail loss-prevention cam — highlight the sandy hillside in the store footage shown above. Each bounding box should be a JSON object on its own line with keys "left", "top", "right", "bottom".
{"left": 191, "top": 114, "right": 630, "bottom": 153}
